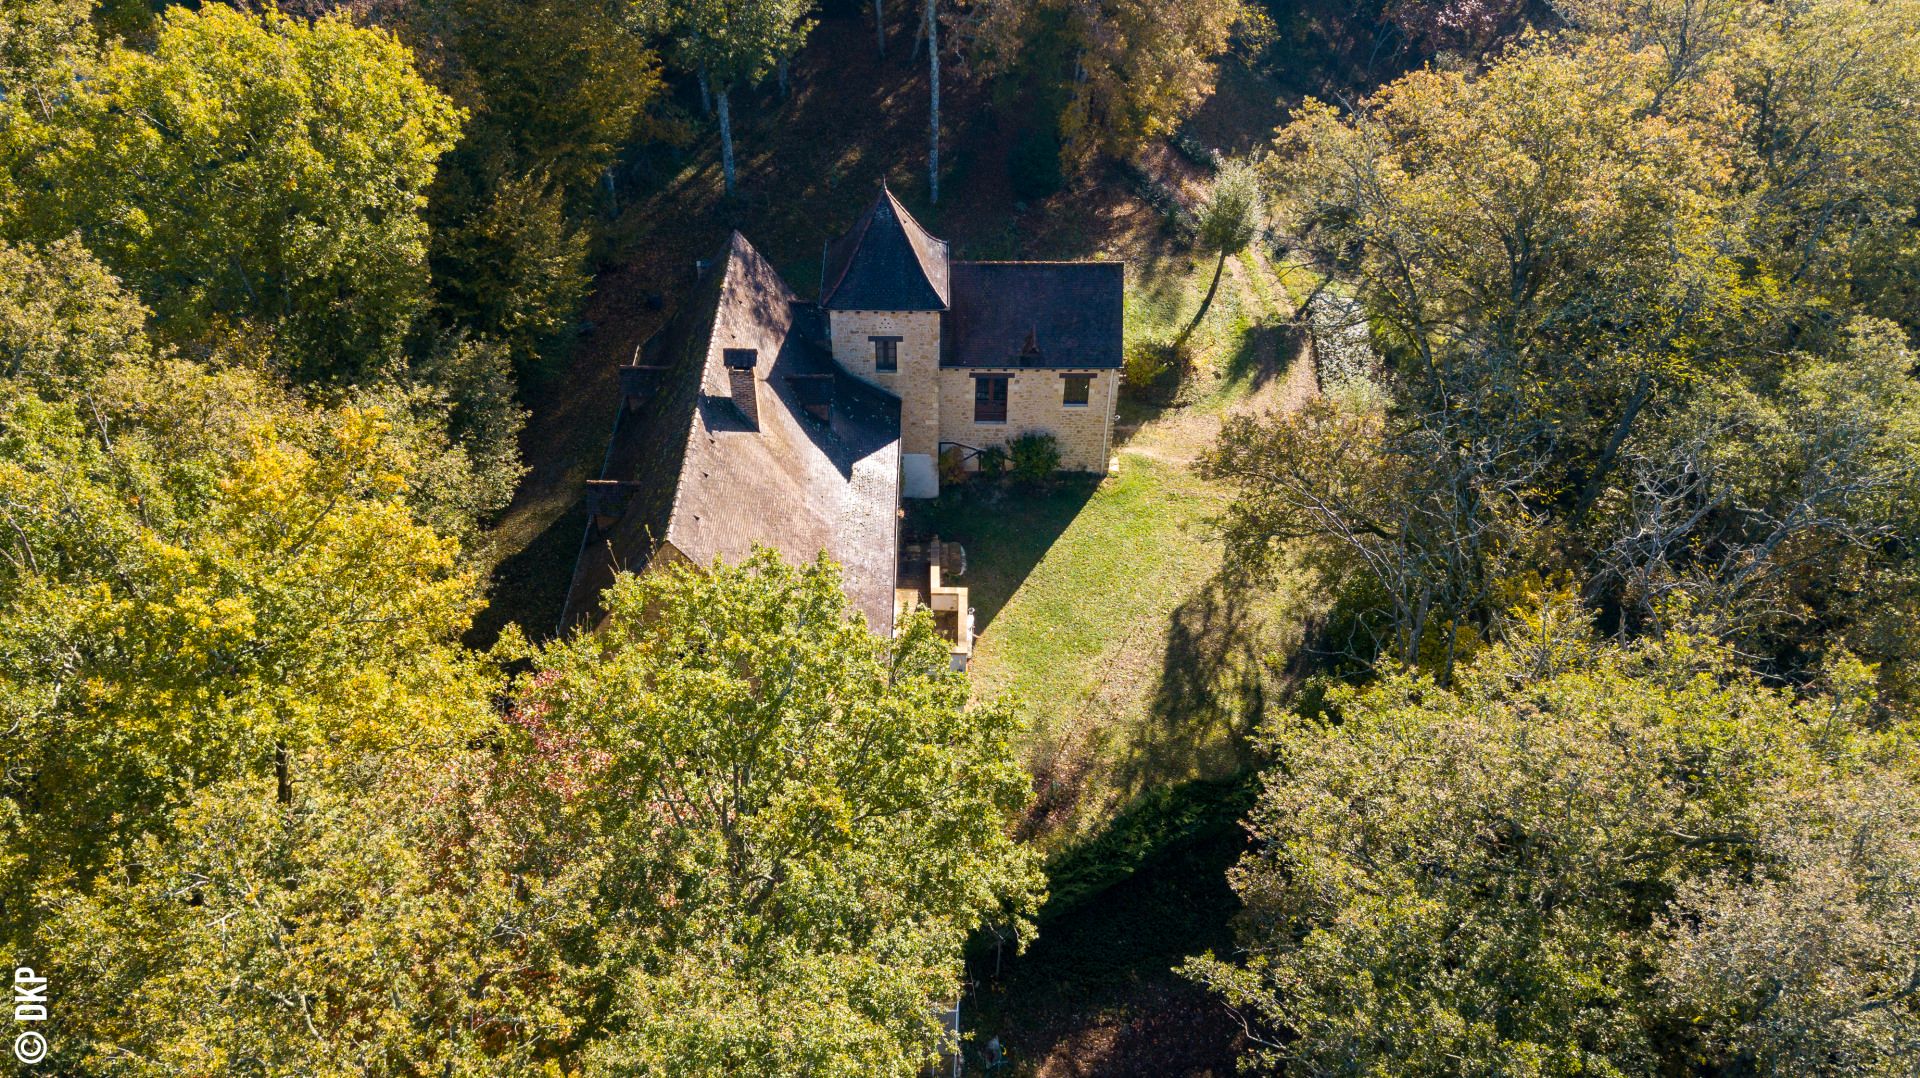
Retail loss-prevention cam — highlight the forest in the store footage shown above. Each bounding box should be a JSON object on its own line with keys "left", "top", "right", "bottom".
{"left": 1, "top": 0, "right": 1917, "bottom": 1074}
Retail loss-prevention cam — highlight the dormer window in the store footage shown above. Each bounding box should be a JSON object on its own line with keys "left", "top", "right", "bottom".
{"left": 871, "top": 335, "right": 901, "bottom": 372}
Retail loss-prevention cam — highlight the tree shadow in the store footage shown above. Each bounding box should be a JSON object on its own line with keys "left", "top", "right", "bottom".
{"left": 903, "top": 476, "right": 1100, "bottom": 634}
{"left": 1220, "top": 321, "right": 1302, "bottom": 399}
{"left": 467, "top": 501, "right": 588, "bottom": 649}
{"left": 1111, "top": 574, "right": 1277, "bottom": 805}
{"left": 964, "top": 778, "right": 1254, "bottom": 1077}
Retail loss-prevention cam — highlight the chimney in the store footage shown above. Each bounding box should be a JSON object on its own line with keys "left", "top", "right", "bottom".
{"left": 723, "top": 348, "right": 759, "bottom": 428}
{"left": 786, "top": 373, "right": 835, "bottom": 423}
{"left": 619, "top": 362, "right": 671, "bottom": 413}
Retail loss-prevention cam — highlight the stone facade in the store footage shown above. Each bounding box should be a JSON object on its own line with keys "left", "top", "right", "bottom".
{"left": 935, "top": 367, "right": 1116, "bottom": 473}
{"left": 827, "top": 316, "right": 1117, "bottom": 476}
{"left": 828, "top": 309, "right": 943, "bottom": 457}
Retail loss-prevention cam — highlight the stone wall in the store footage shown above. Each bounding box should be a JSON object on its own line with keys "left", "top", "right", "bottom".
{"left": 935, "top": 367, "right": 1115, "bottom": 473}
{"left": 828, "top": 309, "right": 942, "bottom": 456}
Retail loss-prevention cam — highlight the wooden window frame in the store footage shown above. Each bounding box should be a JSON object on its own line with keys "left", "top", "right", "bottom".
{"left": 973, "top": 374, "right": 1010, "bottom": 424}
{"left": 871, "top": 335, "right": 902, "bottom": 372}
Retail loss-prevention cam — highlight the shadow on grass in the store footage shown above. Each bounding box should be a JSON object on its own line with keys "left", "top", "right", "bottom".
{"left": 1220, "top": 321, "right": 1301, "bottom": 399}
{"left": 467, "top": 501, "right": 587, "bottom": 649}
{"left": 1111, "top": 576, "right": 1273, "bottom": 806}
{"left": 965, "top": 777, "right": 1254, "bottom": 1077}
{"left": 904, "top": 477, "right": 1100, "bottom": 633}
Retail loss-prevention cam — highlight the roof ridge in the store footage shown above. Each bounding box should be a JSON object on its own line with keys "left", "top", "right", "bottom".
{"left": 662, "top": 235, "right": 756, "bottom": 544}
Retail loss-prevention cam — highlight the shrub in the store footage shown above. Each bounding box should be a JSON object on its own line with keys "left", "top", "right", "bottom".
{"left": 939, "top": 445, "right": 970, "bottom": 486}
{"left": 1124, "top": 338, "right": 1170, "bottom": 391}
{"left": 1169, "top": 130, "right": 1223, "bottom": 172}
{"left": 977, "top": 444, "right": 1008, "bottom": 478}
{"left": 1008, "top": 431, "right": 1061, "bottom": 481}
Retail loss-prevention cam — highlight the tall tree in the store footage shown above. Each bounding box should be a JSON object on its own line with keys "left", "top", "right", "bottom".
{"left": 672, "top": 0, "right": 813, "bottom": 195}
{"left": 37, "top": 551, "right": 1043, "bottom": 1074}
{"left": 1186, "top": 619, "right": 1920, "bottom": 1075}
{"left": 1175, "top": 158, "right": 1264, "bottom": 346}
{"left": 926, "top": 0, "right": 940, "bottom": 202}
{"left": 0, "top": 239, "right": 497, "bottom": 947}
{"left": 1226, "top": 10, "right": 1920, "bottom": 687}
{"left": 3, "top": 5, "right": 462, "bottom": 376}
{"left": 961, "top": 0, "right": 1247, "bottom": 167}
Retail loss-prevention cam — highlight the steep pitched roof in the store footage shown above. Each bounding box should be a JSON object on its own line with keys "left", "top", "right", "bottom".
{"left": 563, "top": 231, "right": 902, "bottom": 632}
{"left": 820, "top": 185, "right": 951, "bottom": 311}
{"left": 943, "top": 261, "right": 1125, "bottom": 369}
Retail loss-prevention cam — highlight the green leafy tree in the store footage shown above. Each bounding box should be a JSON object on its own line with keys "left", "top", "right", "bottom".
{"left": 418, "top": 0, "right": 665, "bottom": 200}
{"left": 429, "top": 169, "right": 592, "bottom": 371}
{"left": 1176, "top": 157, "right": 1264, "bottom": 346}
{"left": 0, "top": 0, "right": 96, "bottom": 123}
{"left": 1185, "top": 616, "right": 1920, "bottom": 1075}
{"left": 961, "top": 0, "right": 1249, "bottom": 166}
{"left": 37, "top": 550, "right": 1042, "bottom": 1074}
{"left": 0, "top": 235, "right": 151, "bottom": 391}
{"left": 5, "top": 5, "right": 462, "bottom": 376}
{"left": 0, "top": 239, "right": 496, "bottom": 944}
{"left": 538, "top": 551, "right": 1044, "bottom": 1074}
{"left": 670, "top": 0, "right": 813, "bottom": 194}
{"left": 1231, "top": 17, "right": 1920, "bottom": 686}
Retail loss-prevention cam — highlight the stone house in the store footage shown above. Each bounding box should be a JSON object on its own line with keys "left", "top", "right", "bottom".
{"left": 819, "top": 184, "right": 1124, "bottom": 493}
{"left": 561, "top": 186, "right": 1125, "bottom": 665}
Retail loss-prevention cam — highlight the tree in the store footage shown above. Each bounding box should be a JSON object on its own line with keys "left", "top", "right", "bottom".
{"left": 429, "top": 168, "right": 592, "bottom": 370}
{"left": 1232, "top": 21, "right": 1920, "bottom": 687}
{"left": 0, "top": 236, "right": 151, "bottom": 392}
{"left": 4, "top": 5, "right": 462, "bottom": 376}
{"left": 0, "top": 239, "right": 497, "bottom": 944}
{"left": 36, "top": 551, "right": 1043, "bottom": 1074}
{"left": 1185, "top": 619, "right": 1920, "bottom": 1075}
{"left": 925, "top": 0, "right": 941, "bottom": 202}
{"left": 671, "top": 0, "right": 813, "bottom": 195}
{"left": 1205, "top": 391, "right": 1545, "bottom": 679}
{"left": 1175, "top": 157, "right": 1264, "bottom": 346}
{"left": 0, "top": 0, "right": 96, "bottom": 123}
{"left": 416, "top": 0, "right": 666, "bottom": 201}
{"left": 960, "top": 0, "right": 1248, "bottom": 167}
{"left": 533, "top": 551, "right": 1043, "bottom": 1073}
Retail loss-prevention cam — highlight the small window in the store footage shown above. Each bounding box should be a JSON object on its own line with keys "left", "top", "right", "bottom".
{"left": 974, "top": 375, "right": 1009, "bottom": 423}
{"left": 1062, "top": 374, "right": 1091, "bottom": 407}
{"left": 871, "top": 336, "right": 901, "bottom": 372}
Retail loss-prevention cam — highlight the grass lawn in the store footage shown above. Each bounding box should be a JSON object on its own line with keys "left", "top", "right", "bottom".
{"left": 910, "top": 233, "right": 1323, "bottom": 850}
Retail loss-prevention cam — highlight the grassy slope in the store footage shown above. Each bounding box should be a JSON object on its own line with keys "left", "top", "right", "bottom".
{"left": 918, "top": 234, "right": 1322, "bottom": 851}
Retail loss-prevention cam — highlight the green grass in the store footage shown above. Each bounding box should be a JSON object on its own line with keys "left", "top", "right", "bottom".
{"left": 912, "top": 241, "right": 1321, "bottom": 847}
{"left": 916, "top": 454, "right": 1231, "bottom": 836}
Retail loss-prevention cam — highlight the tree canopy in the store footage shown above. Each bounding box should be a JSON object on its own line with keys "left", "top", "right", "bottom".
{"left": 25, "top": 542, "right": 1039, "bottom": 1074}
{"left": 1211, "top": 2, "right": 1920, "bottom": 691}
{"left": 1186, "top": 615, "right": 1920, "bottom": 1075}
{"left": 3, "top": 6, "right": 462, "bottom": 377}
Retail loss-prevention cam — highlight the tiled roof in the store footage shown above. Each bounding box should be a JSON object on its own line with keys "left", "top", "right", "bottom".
{"left": 820, "top": 185, "right": 950, "bottom": 311}
{"left": 943, "top": 261, "right": 1124, "bottom": 369}
{"left": 563, "top": 232, "right": 902, "bottom": 632}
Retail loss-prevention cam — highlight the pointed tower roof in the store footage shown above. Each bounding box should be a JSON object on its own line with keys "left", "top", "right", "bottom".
{"left": 820, "top": 183, "right": 950, "bottom": 311}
